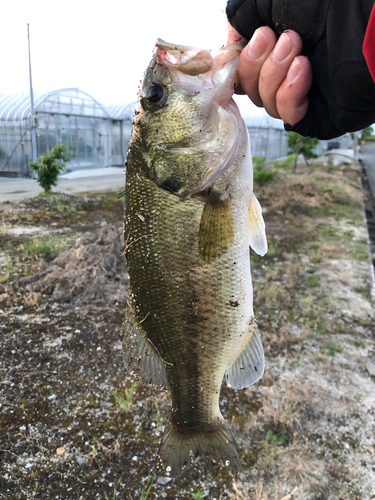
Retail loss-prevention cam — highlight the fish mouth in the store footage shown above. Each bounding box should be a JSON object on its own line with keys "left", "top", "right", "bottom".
{"left": 150, "top": 40, "right": 247, "bottom": 199}
{"left": 154, "top": 39, "right": 244, "bottom": 106}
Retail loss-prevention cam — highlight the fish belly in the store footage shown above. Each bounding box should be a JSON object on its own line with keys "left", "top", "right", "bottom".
{"left": 125, "top": 171, "right": 252, "bottom": 426}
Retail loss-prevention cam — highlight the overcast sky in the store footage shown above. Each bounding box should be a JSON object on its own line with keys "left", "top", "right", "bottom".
{"left": 0, "top": 0, "right": 267, "bottom": 117}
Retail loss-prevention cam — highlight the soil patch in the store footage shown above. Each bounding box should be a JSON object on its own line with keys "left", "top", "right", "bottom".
{"left": 17, "top": 226, "right": 128, "bottom": 306}
{"left": 0, "top": 166, "right": 374, "bottom": 500}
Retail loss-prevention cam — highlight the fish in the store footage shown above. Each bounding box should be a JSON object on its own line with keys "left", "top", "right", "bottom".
{"left": 122, "top": 38, "right": 268, "bottom": 476}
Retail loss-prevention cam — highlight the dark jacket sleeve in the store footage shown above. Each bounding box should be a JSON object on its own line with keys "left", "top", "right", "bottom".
{"left": 227, "top": 0, "right": 375, "bottom": 140}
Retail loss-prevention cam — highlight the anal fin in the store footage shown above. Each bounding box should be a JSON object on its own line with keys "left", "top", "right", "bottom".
{"left": 121, "top": 307, "right": 169, "bottom": 389}
{"left": 225, "top": 322, "right": 265, "bottom": 389}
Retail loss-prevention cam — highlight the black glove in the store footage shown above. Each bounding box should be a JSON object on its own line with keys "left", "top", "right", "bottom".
{"left": 227, "top": 0, "right": 375, "bottom": 140}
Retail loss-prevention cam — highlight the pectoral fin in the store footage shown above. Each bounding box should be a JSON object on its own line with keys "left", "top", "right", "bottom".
{"left": 198, "top": 191, "right": 234, "bottom": 263}
{"left": 248, "top": 193, "right": 267, "bottom": 256}
{"left": 225, "top": 322, "right": 265, "bottom": 389}
{"left": 122, "top": 307, "right": 169, "bottom": 389}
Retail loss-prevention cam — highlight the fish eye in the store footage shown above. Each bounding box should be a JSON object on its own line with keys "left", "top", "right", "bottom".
{"left": 141, "top": 83, "right": 168, "bottom": 111}
{"left": 146, "top": 84, "right": 164, "bottom": 103}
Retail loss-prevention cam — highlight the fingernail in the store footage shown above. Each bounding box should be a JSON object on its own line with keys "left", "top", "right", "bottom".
{"left": 286, "top": 59, "right": 301, "bottom": 82}
{"left": 272, "top": 33, "right": 293, "bottom": 63}
{"left": 246, "top": 29, "right": 268, "bottom": 60}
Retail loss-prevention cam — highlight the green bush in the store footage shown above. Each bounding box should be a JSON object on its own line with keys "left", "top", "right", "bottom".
{"left": 29, "top": 145, "right": 76, "bottom": 193}
{"left": 287, "top": 132, "right": 319, "bottom": 168}
{"left": 253, "top": 156, "right": 278, "bottom": 185}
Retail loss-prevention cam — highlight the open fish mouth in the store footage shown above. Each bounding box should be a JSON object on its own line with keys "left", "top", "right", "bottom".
{"left": 155, "top": 38, "right": 244, "bottom": 107}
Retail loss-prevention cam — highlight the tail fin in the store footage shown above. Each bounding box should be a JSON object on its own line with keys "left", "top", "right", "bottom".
{"left": 157, "top": 416, "right": 241, "bottom": 476}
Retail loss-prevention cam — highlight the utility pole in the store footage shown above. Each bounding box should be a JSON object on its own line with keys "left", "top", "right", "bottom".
{"left": 28, "top": 23, "right": 37, "bottom": 162}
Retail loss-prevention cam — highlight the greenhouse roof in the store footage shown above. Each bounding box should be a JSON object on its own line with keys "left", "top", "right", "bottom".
{"left": 0, "top": 88, "right": 114, "bottom": 122}
{"left": 104, "top": 101, "right": 137, "bottom": 121}
{"left": 243, "top": 114, "right": 285, "bottom": 130}
{"left": 0, "top": 88, "right": 285, "bottom": 128}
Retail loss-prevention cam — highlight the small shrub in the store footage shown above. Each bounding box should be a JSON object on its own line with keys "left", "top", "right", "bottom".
{"left": 29, "top": 145, "right": 76, "bottom": 193}
{"left": 287, "top": 132, "right": 319, "bottom": 168}
{"left": 253, "top": 156, "right": 278, "bottom": 185}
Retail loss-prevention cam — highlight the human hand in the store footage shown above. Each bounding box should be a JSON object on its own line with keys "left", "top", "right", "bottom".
{"left": 226, "top": 0, "right": 375, "bottom": 140}
{"left": 227, "top": 25, "right": 312, "bottom": 127}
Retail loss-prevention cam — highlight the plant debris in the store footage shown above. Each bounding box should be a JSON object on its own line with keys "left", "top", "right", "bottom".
{"left": 0, "top": 162, "right": 374, "bottom": 499}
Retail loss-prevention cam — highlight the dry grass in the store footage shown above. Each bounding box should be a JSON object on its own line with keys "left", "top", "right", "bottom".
{"left": 262, "top": 168, "right": 364, "bottom": 216}
{"left": 228, "top": 481, "right": 300, "bottom": 500}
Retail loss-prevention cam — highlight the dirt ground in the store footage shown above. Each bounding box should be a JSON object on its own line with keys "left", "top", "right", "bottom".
{"left": 0, "top": 161, "right": 374, "bottom": 500}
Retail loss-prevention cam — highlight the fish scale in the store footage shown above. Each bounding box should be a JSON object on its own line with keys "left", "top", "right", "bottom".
{"left": 122, "top": 39, "right": 268, "bottom": 475}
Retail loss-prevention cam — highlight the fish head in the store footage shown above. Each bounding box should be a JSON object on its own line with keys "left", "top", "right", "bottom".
{"left": 133, "top": 39, "right": 246, "bottom": 197}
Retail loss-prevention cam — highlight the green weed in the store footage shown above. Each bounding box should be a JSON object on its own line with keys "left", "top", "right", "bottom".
{"left": 114, "top": 381, "right": 137, "bottom": 411}
{"left": 266, "top": 430, "right": 286, "bottom": 446}
{"left": 51, "top": 200, "right": 77, "bottom": 214}
{"left": 351, "top": 245, "right": 369, "bottom": 262}
{"left": 22, "top": 237, "right": 67, "bottom": 261}
{"left": 272, "top": 155, "right": 295, "bottom": 172}
{"left": 319, "top": 226, "right": 339, "bottom": 240}
{"left": 307, "top": 204, "right": 359, "bottom": 220}
{"left": 242, "top": 448, "right": 257, "bottom": 467}
{"left": 154, "top": 401, "right": 164, "bottom": 425}
{"left": 305, "top": 275, "right": 320, "bottom": 287}
{"left": 354, "top": 285, "right": 368, "bottom": 296}
{"left": 327, "top": 346, "right": 343, "bottom": 356}
{"left": 257, "top": 281, "right": 284, "bottom": 309}
{"left": 310, "top": 257, "right": 321, "bottom": 264}
{"left": 191, "top": 492, "right": 208, "bottom": 499}
{"left": 343, "top": 229, "right": 355, "bottom": 239}
{"left": 262, "top": 429, "right": 289, "bottom": 460}
{"left": 353, "top": 339, "right": 364, "bottom": 348}
{"left": 140, "top": 476, "right": 155, "bottom": 500}
{"left": 267, "top": 241, "right": 276, "bottom": 257}
{"left": 103, "top": 473, "right": 124, "bottom": 500}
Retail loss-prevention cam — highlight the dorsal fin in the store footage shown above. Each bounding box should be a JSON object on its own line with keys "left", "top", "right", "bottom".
{"left": 248, "top": 193, "right": 267, "bottom": 256}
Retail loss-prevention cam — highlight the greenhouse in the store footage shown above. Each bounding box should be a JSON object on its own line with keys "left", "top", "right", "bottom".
{"left": 0, "top": 89, "right": 353, "bottom": 178}
{"left": 0, "top": 88, "right": 135, "bottom": 177}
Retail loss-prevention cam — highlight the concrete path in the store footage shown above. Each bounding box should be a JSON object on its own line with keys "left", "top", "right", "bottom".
{"left": 361, "top": 144, "right": 375, "bottom": 195}
{"left": 0, "top": 168, "right": 125, "bottom": 204}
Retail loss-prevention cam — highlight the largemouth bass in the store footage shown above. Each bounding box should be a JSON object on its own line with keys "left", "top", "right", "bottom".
{"left": 122, "top": 39, "right": 268, "bottom": 475}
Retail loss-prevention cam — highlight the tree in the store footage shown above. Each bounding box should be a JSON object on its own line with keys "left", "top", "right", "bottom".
{"left": 29, "top": 145, "right": 76, "bottom": 193}
{"left": 360, "top": 126, "right": 375, "bottom": 143}
{"left": 287, "top": 132, "right": 319, "bottom": 169}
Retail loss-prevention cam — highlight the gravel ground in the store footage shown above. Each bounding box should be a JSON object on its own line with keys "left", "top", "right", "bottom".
{"left": 0, "top": 163, "right": 374, "bottom": 500}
